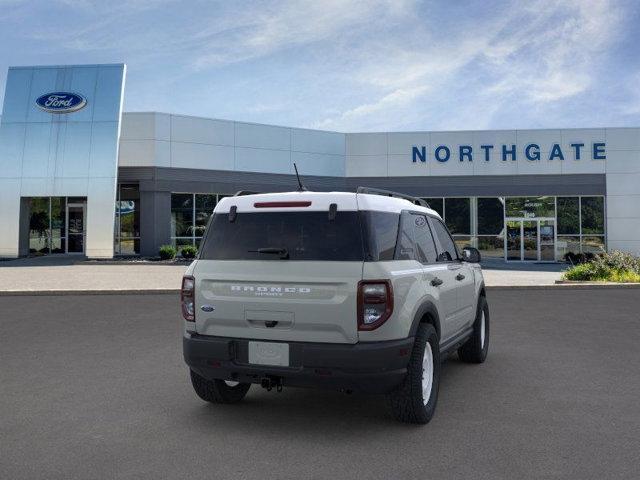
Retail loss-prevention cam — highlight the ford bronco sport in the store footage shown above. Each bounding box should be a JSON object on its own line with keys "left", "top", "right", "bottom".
{"left": 182, "top": 187, "right": 489, "bottom": 424}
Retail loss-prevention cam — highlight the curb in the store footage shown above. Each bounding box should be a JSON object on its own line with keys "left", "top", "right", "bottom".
{"left": 487, "top": 283, "right": 640, "bottom": 290}
{"left": 77, "top": 261, "right": 191, "bottom": 266}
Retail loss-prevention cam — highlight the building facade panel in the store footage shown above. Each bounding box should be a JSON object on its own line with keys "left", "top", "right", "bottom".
{"left": 291, "top": 127, "right": 344, "bottom": 156}
{"left": 0, "top": 64, "right": 125, "bottom": 258}
{"left": 346, "top": 132, "right": 388, "bottom": 156}
{"left": 120, "top": 112, "right": 158, "bottom": 140}
{"left": 119, "top": 139, "right": 164, "bottom": 167}
{"left": 170, "top": 141, "right": 235, "bottom": 170}
{"left": 290, "top": 151, "right": 344, "bottom": 177}
{"left": 170, "top": 115, "right": 235, "bottom": 146}
{"left": 345, "top": 154, "right": 388, "bottom": 177}
{"left": 235, "top": 122, "right": 290, "bottom": 151}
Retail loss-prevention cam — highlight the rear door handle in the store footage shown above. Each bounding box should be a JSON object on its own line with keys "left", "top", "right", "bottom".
{"left": 431, "top": 277, "right": 443, "bottom": 287}
{"left": 455, "top": 273, "right": 465, "bottom": 281}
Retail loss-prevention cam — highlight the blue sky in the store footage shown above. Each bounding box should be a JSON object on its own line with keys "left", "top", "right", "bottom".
{"left": 0, "top": 0, "right": 639, "bottom": 132}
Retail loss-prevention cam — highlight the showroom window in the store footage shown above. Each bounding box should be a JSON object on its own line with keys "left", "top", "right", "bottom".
{"left": 423, "top": 198, "right": 444, "bottom": 217}
{"left": 171, "top": 193, "right": 226, "bottom": 248}
{"left": 114, "top": 184, "right": 140, "bottom": 255}
{"left": 580, "top": 197, "right": 606, "bottom": 254}
{"left": 27, "top": 197, "right": 85, "bottom": 255}
{"left": 557, "top": 197, "right": 580, "bottom": 259}
{"left": 556, "top": 196, "right": 606, "bottom": 257}
{"left": 28, "top": 197, "right": 65, "bottom": 254}
{"left": 477, "top": 197, "right": 505, "bottom": 259}
{"left": 416, "top": 195, "right": 605, "bottom": 261}
{"left": 505, "top": 196, "right": 555, "bottom": 218}
{"left": 444, "top": 198, "right": 471, "bottom": 235}
{"left": 421, "top": 197, "right": 472, "bottom": 252}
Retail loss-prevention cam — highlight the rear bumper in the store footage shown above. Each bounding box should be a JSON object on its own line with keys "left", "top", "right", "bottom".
{"left": 183, "top": 332, "right": 414, "bottom": 394}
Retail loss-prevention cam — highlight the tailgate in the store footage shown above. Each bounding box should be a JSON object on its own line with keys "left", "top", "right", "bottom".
{"left": 193, "top": 260, "right": 362, "bottom": 344}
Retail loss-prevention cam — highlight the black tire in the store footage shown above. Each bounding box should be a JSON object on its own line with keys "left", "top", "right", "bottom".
{"left": 458, "top": 296, "right": 490, "bottom": 364}
{"left": 189, "top": 370, "right": 251, "bottom": 404}
{"left": 387, "top": 323, "right": 440, "bottom": 424}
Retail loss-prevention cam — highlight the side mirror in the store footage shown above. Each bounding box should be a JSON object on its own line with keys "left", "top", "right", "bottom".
{"left": 462, "top": 247, "right": 481, "bottom": 263}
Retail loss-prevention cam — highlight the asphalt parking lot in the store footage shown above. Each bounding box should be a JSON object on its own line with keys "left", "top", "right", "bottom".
{"left": 1, "top": 289, "right": 640, "bottom": 479}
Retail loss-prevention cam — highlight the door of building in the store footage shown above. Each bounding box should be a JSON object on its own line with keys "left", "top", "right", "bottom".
{"left": 505, "top": 218, "right": 556, "bottom": 261}
{"left": 66, "top": 202, "right": 86, "bottom": 254}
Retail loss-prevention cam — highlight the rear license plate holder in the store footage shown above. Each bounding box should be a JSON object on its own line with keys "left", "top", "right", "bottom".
{"left": 248, "top": 341, "right": 290, "bottom": 367}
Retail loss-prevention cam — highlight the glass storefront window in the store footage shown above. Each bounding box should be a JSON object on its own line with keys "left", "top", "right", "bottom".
{"left": 119, "top": 186, "right": 140, "bottom": 238}
{"left": 477, "top": 198, "right": 503, "bottom": 235}
{"left": 452, "top": 235, "right": 472, "bottom": 253}
{"left": 27, "top": 196, "right": 84, "bottom": 255}
{"left": 171, "top": 193, "right": 222, "bottom": 249}
{"left": 582, "top": 236, "right": 605, "bottom": 254}
{"left": 50, "top": 197, "right": 65, "bottom": 240}
{"left": 581, "top": 197, "right": 605, "bottom": 234}
{"left": 477, "top": 235, "right": 504, "bottom": 259}
{"left": 505, "top": 196, "right": 555, "bottom": 218}
{"left": 445, "top": 198, "right": 470, "bottom": 235}
{"left": 29, "top": 198, "right": 50, "bottom": 254}
{"left": 194, "top": 194, "right": 217, "bottom": 238}
{"left": 423, "top": 198, "right": 444, "bottom": 217}
{"left": 114, "top": 184, "right": 140, "bottom": 255}
{"left": 557, "top": 197, "right": 579, "bottom": 234}
{"left": 171, "top": 193, "right": 194, "bottom": 238}
{"left": 557, "top": 236, "right": 581, "bottom": 259}
{"left": 174, "top": 237, "right": 194, "bottom": 249}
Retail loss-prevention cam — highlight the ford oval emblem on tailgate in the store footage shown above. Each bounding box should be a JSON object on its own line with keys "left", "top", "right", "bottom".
{"left": 200, "top": 305, "right": 215, "bottom": 312}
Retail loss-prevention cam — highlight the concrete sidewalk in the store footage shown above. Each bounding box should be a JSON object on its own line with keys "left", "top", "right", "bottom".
{"left": 480, "top": 258, "right": 565, "bottom": 286}
{"left": 0, "top": 257, "right": 187, "bottom": 294}
{"left": 0, "top": 256, "right": 567, "bottom": 293}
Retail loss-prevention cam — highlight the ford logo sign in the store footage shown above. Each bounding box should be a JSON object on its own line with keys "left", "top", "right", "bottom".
{"left": 35, "top": 92, "right": 87, "bottom": 114}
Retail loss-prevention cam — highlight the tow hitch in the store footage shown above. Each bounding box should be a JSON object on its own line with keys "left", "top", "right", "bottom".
{"left": 260, "top": 376, "right": 283, "bottom": 392}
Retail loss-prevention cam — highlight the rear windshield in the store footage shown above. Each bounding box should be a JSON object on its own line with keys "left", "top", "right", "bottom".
{"left": 199, "top": 210, "right": 401, "bottom": 262}
{"left": 200, "top": 211, "right": 365, "bottom": 261}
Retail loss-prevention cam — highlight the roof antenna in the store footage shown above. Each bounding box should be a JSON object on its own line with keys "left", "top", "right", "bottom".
{"left": 293, "top": 163, "right": 307, "bottom": 191}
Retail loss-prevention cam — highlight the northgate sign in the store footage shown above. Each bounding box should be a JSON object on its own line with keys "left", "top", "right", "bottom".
{"left": 411, "top": 142, "right": 606, "bottom": 163}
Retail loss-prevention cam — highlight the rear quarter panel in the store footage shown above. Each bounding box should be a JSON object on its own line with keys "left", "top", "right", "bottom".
{"left": 359, "top": 260, "right": 440, "bottom": 342}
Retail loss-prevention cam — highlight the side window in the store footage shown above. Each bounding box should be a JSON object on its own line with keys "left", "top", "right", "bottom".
{"left": 394, "top": 212, "right": 416, "bottom": 260}
{"left": 412, "top": 214, "right": 438, "bottom": 264}
{"left": 431, "top": 218, "right": 458, "bottom": 262}
{"left": 362, "top": 211, "right": 400, "bottom": 261}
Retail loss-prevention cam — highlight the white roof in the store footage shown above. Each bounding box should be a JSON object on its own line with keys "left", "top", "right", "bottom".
{"left": 215, "top": 191, "right": 440, "bottom": 217}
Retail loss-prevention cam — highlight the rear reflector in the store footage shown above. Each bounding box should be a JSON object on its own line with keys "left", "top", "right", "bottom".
{"left": 254, "top": 201, "right": 312, "bottom": 208}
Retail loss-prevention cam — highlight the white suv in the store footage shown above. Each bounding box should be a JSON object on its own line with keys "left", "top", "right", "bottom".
{"left": 182, "top": 187, "right": 489, "bottom": 424}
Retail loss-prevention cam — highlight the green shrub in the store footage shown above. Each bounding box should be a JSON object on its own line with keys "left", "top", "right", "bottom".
{"left": 608, "top": 270, "right": 640, "bottom": 283}
{"left": 594, "top": 250, "right": 640, "bottom": 273}
{"left": 159, "top": 245, "right": 177, "bottom": 260}
{"left": 180, "top": 245, "right": 198, "bottom": 259}
{"left": 563, "top": 250, "right": 640, "bottom": 282}
{"left": 563, "top": 263, "right": 596, "bottom": 281}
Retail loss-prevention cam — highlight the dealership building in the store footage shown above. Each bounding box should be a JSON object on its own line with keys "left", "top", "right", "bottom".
{"left": 1, "top": 63, "right": 639, "bottom": 262}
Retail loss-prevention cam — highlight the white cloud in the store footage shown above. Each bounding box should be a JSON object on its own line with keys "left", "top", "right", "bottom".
{"left": 190, "top": 0, "right": 414, "bottom": 69}
{"left": 314, "top": 0, "right": 625, "bottom": 130}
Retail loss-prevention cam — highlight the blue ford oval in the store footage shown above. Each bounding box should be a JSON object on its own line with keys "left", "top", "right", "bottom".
{"left": 35, "top": 92, "right": 87, "bottom": 114}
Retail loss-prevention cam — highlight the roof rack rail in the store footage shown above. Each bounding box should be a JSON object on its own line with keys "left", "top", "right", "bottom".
{"left": 233, "top": 190, "right": 260, "bottom": 197}
{"left": 356, "top": 187, "right": 430, "bottom": 209}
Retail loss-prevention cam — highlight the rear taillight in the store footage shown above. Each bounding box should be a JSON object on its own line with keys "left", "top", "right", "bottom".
{"left": 181, "top": 276, "right": 195, "bottom": 322}
{"left": 357, "top": 280, "right": 393, "bottom": 331}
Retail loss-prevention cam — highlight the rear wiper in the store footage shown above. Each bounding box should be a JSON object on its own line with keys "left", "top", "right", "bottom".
{"left": 248, "top": 247, "right": 290, "bottom": 259}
